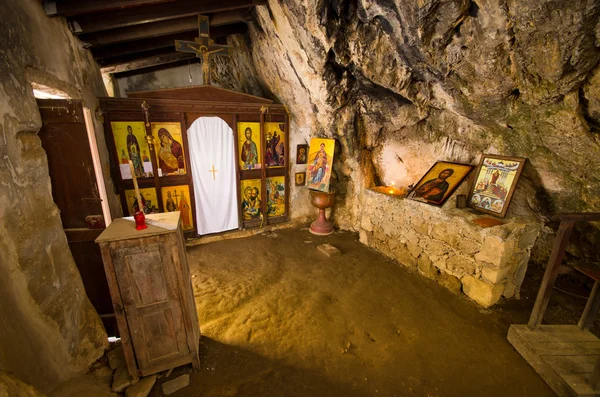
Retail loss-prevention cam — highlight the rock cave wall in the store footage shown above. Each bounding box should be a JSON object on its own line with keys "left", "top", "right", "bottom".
{"left": 0, "top": 0, "right": 117, "bottom": 392}
{"left": 219, "top": 0, "right": 600, "bottom": 264}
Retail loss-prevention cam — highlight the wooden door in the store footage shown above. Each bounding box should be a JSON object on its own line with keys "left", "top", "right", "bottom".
{"left": 110, "top": 235, "right": 189, "bottom": 372}
{"left": 37, "top": 99, "right": 116, "bottom": 334}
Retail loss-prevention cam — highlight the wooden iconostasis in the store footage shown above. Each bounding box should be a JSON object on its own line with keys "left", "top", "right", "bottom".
{"left": 99, "top": 93, "right": 289, "bottom": 238}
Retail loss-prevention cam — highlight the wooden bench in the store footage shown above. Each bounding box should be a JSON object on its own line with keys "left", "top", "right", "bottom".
{"left": 508, "top": 213, "right": 600, "bottom": 397}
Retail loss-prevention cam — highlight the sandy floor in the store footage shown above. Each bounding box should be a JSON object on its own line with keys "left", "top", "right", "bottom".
{"left": 144, "top": 227, "right": 561, "bottom": 397}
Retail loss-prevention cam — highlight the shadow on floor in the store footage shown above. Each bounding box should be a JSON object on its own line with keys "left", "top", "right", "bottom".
{"left": 150, "top": 337, "right": 366, "bottom": 397}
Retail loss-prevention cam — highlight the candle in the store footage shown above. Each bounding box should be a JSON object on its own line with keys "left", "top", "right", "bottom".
{"left": 128, "top": 160, "right": 144, "bottom": 213}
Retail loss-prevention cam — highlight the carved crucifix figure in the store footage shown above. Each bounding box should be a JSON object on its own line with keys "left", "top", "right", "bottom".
{"left": 175, "top": 15, "right": 231, "bottom": 85}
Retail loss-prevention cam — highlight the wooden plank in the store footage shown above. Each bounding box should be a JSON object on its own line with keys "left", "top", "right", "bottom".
{"left": 81, "top": 16, "right": 198, "bottom": 47}
{"left": 83, "top": 107, "right": 113, "bottom": 226}
{"left": 92, "top": 31, "right": 195, "bottom": 60}
{"left": 36, "top": 99, "right": 84, "bottom": 123}
{"left": 529, "top": 221, "right": 575, "bottom": 328}
{"left": 516, "top": 325, "right": 599, "bottom": 343}
{"left": 553, "top": 213, "right": 600, "bottom": 222}
{"left": 531, "top": 341, "right": 600, "bottom": 356}
{"left": 68, "top": 0, "right": 264, "bottom": 34}
{"left": 99, "top": 97, "right": 285, "bottom": 115}
{"left": 100, "top": 52, "right": 196, "bottom": 74}
{"left": 127, "top": 85, "right": 272, "bottom": 104}
{"left": 284, "top": 114, "right": 290, "bottom": 222}
{"left": 508, "top": 325, "right": 575, "bottom": 397}
{"left": 233, "top": 113, "right": 243, "bottom": 229}
{"left": 99, "top": 243, "right": 140, "bottom": 379}
{"left": 542, "top": 355, "right": 598, "bottom": 375}
{"left": 96, "top": 213, "right": 180, "bottom": 243}
{"left": 44, "top": 0, "right": 174, "bottom": 17}
{"left": 591, "top": 358, "right": 600, "bottom": 390}
{"left": 562, "top": 374, "right": 599, "bottom": 397}
{"left": 80, "top": 11, "right": 250, "bottom": 48}
{"left": 139, "top": 352, "right": 197, "bottom": 377}
{"left": 259, "top": 110, "right": 266, "bottom": 227}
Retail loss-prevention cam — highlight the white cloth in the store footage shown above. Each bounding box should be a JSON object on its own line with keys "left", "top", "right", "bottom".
{"left": 187, "top": 117, "right": 239, "bottom": 235}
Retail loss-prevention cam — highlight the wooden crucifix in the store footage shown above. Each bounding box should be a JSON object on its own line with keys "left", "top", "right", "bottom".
{"left": 175, "top": 15, "right": 231, "bottom": 85}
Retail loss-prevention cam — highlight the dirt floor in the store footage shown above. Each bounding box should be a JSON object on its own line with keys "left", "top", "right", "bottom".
{"left": 142, "top": 226, "right": 600, "bottom": 397}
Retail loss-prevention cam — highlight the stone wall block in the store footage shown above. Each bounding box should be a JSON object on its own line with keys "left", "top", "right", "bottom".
{"left": 460, "top": 226, "right": 484, "bottom": 244}
{"left": 437, "top": 273, "right": 462, "bottom": 294}
{"left": 432, "top": 257, "right": 447, "bottom": 271}
{"left": 481, "top": 266, "right": 512, "bottom": 284}
{"left": 404, "top": 229, "right": 420, "bottom": 245}
{"left": 381, "top": 220, "right": 397, "bottom": 237}
{"left": 409, "top": 217, "right": 429, "bottom": 235}
{"left": 519, "top": 226, "right": 541, "bottom": 250}
{"left": 393, "top": 243, "right": 418, "bottom": 268}
{"left": 361, "top": 216, "right": 374, "bottom": 232}
{"left": 461, "top": 275, "right": 504, "bottom": 308}
{"left": 406, "top": 240, "right": 423, "bottom": 259}
{"left": 452, "top": 236, "right": 480, "bottom": 255}
{"left": 359, "top": 230, "right": 369, "bottom": 245}
{"left": 417, "top": 254, "right": 438, "bottom": 279}
{"left": 387, "top": 237, "right": 400, "bottom": 250}
{"left": 474, "top": 235, "right": 514, "bottom": 268}
{"left": 425, "top": 239, "right": 450, "bottom": 256}
{"left": 446, "top": 255, "right": 477, "bottom": 276}
{"left": 430, "top": 223, "right": 449, "bottom": 242}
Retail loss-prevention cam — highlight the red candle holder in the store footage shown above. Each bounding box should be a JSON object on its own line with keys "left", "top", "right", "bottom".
{"left": 134, "top": 210, "right": 147, "bottom": 230}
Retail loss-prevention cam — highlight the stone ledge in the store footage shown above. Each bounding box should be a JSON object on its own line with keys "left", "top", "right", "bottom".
{"left": 358, "top": 189, "right": 541, "bottom": 307}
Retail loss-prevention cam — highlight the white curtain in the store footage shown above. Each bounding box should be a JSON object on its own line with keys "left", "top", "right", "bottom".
{"left": 187, "top": 117, "right": 239, "bottom": 235}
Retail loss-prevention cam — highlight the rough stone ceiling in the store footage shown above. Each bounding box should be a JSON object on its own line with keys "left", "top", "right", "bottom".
{"left": 43, "top": 0, "right": 266, "bottom": 76}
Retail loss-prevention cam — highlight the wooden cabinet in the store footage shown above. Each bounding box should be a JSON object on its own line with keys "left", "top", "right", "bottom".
{"left": 96, "top": 212, "right": 200, "bottom": 379}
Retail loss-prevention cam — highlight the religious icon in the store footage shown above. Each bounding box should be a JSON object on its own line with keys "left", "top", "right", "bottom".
{"left": 468, "top": 155, "right": 526, "bottom": 218}
{"left": 111, "top": 121, "right": 151, "bottom": 180}
{"left": 124, "top": 187, "right": 159, "bottom": 215}
{"left": 306, "top": 138, "right": 335, "bottom": 193}
{"left": 151, "top": 122, "right": 186, "bottom": 176}
{"left": 240, "top": 179, "right": 262, "bottom": 220}
{"left": 266, "top": 176, "right": 285, "bottom": 218}
{"left": 295, "top": 172, "right": 306, "bottom": 186}
{"left": 237, "top": 122, "right": 262, "bottom": 170}
{"left": 161, "top": 185, "right": 194, "bottom": 231}
{"left": 407, "top": 161, "right": 474, "bottom": 206}
{"left": 296, "top": 144, "right": 308, "bottom": 164}
{"left": 265, "top": 123, "right": 285, "bottom": 168}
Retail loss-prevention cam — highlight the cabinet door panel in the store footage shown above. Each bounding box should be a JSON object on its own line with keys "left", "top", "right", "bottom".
{"left": 111, "top": 237, "right": 189, "bottom": 370}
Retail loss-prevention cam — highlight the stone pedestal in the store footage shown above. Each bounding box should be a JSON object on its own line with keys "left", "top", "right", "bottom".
{"left": 359, "top": 189, "right": 541, "bottom": 308}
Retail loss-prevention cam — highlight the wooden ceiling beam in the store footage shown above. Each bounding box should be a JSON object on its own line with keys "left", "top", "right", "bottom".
{"left": 68, "top": 0, "right": 266, "bottom": 34}
{"left": 80, "top": 11, "right": 251, "bottom": 47}
{"left": 92, "top": 31, "right": 196, "bottom": 60}
{"left": 44, "top": 0, "right": 176, "bottom": 18}
{"left": 91, "top": 23, "right": 248, "bottom": 61}
{"left": 100, "top": 52, "right": 196, "bottom": 75}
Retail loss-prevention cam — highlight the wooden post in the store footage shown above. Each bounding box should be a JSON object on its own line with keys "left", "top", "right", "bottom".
{"left": 259, "top": 108, "right": 266, "bottom": 226}
{"left": 528, "top": 221, "right": 575, "bottom": 329}
{"left": 578, "top": 280, "right": 600, "bottom": 331}
{"left": 129, "top": 160, "right": 144, "bottom": 212}
{"left": 232, "top": 114, "right": 243, "bottom": 229}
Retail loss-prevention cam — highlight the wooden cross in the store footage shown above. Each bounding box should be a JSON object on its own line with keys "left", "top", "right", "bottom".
{"left": 208, "top": 165, "right": 218, "bottom": 180}
{"left": 174, "top": 15, "right": 231, "bottom": 85}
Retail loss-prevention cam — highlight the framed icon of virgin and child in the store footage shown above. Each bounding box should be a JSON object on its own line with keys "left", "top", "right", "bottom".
{"left": 151, "top": 122, "right": 187, "bottom": 176}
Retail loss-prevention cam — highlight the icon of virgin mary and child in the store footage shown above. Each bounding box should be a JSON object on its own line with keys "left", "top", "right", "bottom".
{"left": 157, "top": 128, "right": 185, "bottom": 175}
